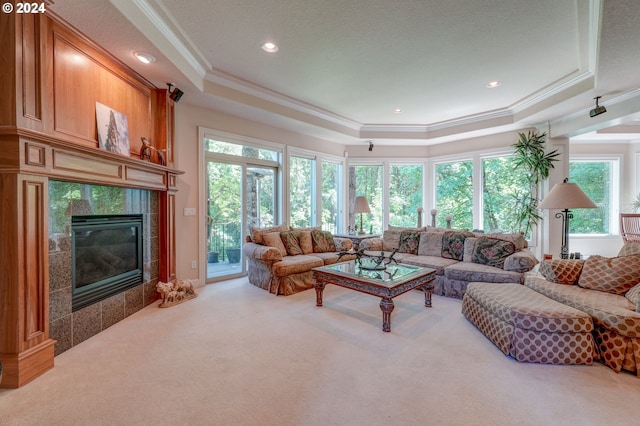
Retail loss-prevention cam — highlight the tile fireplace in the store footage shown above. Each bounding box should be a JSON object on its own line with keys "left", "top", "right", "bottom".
{"left": 48, "top": 182, "right": 159, "bottom": 355}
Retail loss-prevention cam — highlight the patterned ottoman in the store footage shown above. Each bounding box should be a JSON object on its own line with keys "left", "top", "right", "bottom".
{"left": 462, "top": 282, "right": 595, "bottom": 365}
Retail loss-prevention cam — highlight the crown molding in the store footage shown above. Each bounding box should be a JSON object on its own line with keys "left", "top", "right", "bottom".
{"left": 119, "top": 0, "right": 609, "bottom": 144}
{"left": 205, "top": 69, "right": 362, "bottom": 131}
{"left": 112, "top": 0, "right": 207, "bottom": 84}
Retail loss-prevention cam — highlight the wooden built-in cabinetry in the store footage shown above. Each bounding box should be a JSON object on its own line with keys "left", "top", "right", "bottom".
{"left": 0, "top": 12, "right": 182, "bottom": 388}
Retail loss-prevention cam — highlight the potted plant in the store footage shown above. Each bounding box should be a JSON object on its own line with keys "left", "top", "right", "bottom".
{"left": 512, "top": 131, "right": 560, "bottom": 236}
{"left": 207, "top": 251, "right": 219, "bottom": 263}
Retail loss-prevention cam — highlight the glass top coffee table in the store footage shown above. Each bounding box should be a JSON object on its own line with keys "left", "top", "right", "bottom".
{"left": 312, "top": 260, "right": 436, "bottom": 332}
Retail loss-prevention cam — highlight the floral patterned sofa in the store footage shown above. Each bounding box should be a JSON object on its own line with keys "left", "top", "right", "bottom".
{"left": 359, "top": 226, "right": 539, "bottom": 298}
{"left": 243, "top": 225, "right": 355, "bottom": 295}
{"left": 521, "top": 247, "right": 640, "bottom": 375}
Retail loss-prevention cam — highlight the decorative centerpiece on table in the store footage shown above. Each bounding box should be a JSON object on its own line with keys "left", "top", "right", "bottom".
{"left": 337, "top": 247, "right": 399, "bottom": 270}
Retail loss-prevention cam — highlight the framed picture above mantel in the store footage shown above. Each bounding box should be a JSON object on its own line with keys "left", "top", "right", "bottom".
{"left": 96, "top": 102, "right": 130, "bottom": 156}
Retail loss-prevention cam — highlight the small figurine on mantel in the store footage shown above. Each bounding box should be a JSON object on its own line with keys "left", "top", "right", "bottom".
{"left": 157, "top": 279, "right": 197, "bottom": 307}
{"left": 156, "top": 149, "right": 166, "bottom": 166}
{"left": 139, "top": 137, "right": 153, "bottom": 161}
{"left": 138, "top": 137, "right": 166, "bottom": 166}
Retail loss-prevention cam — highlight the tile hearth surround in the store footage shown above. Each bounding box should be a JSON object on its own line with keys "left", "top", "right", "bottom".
{"left": 48, "top": 182, "right": 160, "bottom": 356}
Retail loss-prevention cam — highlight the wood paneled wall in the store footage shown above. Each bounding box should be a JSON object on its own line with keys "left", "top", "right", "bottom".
{"left": 1, "top": 13, "right": 174, "bottom": 163}
{"left": 0, "top": 12, "right": 181, "bottom": 388}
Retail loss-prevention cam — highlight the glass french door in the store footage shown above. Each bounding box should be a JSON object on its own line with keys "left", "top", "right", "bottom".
{"left": 206, "top": 160, "right": 277, "bottom": 281}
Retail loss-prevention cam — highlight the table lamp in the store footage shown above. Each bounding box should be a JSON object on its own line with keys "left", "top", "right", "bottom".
{"left": 354, "top": 196, "right": 371, "bottom": 235}
{"left": 538, "top": 178, "right": 596, "bottom": 259}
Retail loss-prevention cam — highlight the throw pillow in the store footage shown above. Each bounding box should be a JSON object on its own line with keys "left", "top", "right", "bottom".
{"left": 280, "top": 231, "right": 304, "bottom": 256}
{"left": 382, "top": 227, "right": 425, "bottom": 251}
{"left": 578, "top": 254, "right": 640, "bottom": 295}
{"left": 249, "top": 224, "right": 288, "bottom": 245}
{"left": 462, "top": 237, "right": 478, "bottom": 262}
{"left": 539, "top": 259, "right": 584, "bottom": 285}
{"left": 262, "top": 231, "right": 287, "bottom": 256}
{"left": 418, "top": 231, "right": 444, "bottom": 257}
{"left": 311, "top": 230, "right": 336, "bottom": 253}
{"left": 625, "top": 282, "right": 640, "bottom": 312}
{"left": 442, "top": 230, "right": 473, "bottom": 261}
{"left": 471, "top": 236, "right": 516, "bottom": 269}
{"left": 398, "top": 231, "right": 421, "bottom": 254}
{"left": 479, "top": 232, "right": 527, "bottom": 250}
{"left": 299, "top": 231, "right": 313, "bottom": 254}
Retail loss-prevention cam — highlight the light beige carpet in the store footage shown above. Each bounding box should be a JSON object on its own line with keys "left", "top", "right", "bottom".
{"left": 1, "top": 278, "right": 638, "bottom": 426}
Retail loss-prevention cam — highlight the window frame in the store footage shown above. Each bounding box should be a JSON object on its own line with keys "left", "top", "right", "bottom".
{"left": 568, "top": 155, "right": 621, "bottom": 237}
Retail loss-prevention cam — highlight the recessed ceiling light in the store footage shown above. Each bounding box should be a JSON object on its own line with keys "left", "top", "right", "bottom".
{"left": 134, "top": 52, "right": 156, "bottom": 64}
{"left": 393, "top": 108, "right": 403, "bottom": 113}
{"left": 261, "top": 42, "right": 279, "bottom": 53}
{"left": 486, "top": 81, "right": 502, "bottom": 88}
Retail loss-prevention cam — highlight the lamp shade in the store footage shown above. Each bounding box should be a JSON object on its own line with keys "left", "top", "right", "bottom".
{"left": 353, "top": 196, "right": 371, "bottom": 214}
{"left": 538, "top": 180, "right": 597, "bottom": 210}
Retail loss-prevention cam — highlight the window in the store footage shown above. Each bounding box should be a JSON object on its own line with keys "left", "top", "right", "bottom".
{"left": 321, "top": 161, "right": 343, "bottom": 233}
{"left": 349, "top": 165, "right": 383, "bottom": 234}
{"left": 569, "top": 158, "right": 619, "bottom": 234}
{"left": 389, "top": 164, "right": 423, "bottom": 227}
{"left": 434, "top": 160, "right": 473, "bottom": 229}
{"left": 204, "top": 138, "right": 279, "bottom": 161}
{"left": 289, "top": 155, "right": 315, "bottom": 227}
{"left": 482, "top": 156, "right": 530, "bottom": 234}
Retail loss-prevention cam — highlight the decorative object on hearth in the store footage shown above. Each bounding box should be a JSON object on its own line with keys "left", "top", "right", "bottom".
{"left": 353, "top": 196, "right": 371, "bottom": 235}
{"left": 539, "top": 178, "right": 597, "bottom": 259}
{"left": 96, "top": 102, "right": 130, "bottom": 156}
{"left": 157, "top": 279, "right": 197, "bottom": 307}
{"left": 337, "top": 247, "right": 399, "bottom": 270}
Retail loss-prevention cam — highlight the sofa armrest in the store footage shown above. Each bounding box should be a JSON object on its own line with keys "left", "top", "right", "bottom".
{"left": 243, "top": 242, "right": 283, "bottom": 262}
{"left": 333, "top": 237, "right": 353, "bottom": 251}
{"left": 359, "top": 237, "right": 383, "bottom": 251}
{"left": 504, "top": 249, "right": 539, "bottom": 273}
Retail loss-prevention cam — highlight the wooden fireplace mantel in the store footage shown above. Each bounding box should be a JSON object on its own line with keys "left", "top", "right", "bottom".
{"left": 0, "top": 12, "right": 183, "bottom": 388}
{"left": 13, "top": 129, "right": 183, "bottom": 192}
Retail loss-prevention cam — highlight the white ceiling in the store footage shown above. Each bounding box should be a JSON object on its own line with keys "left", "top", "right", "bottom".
{"left": 48, "top": 0, "right": 640, "bottom": 146}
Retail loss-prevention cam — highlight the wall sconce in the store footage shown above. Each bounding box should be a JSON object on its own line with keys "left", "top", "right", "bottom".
{"left": 368, "top": 141, "right": 374, "bottom": 151}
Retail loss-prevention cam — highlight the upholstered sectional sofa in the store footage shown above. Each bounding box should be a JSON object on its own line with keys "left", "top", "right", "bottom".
{"left": 463, "top": 243, "right": 640, "bottom": 376}
{"left": 243, "top": 225, "right": 356, "bottom": 295}
{"left": 359, "top": 226, "right": 539, "bottom": 298}
{"left": 524, "top": 252, "right": 640, "bottom": 375}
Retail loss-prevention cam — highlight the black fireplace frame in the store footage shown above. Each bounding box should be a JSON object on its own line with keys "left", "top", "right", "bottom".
{"left": 71, "top": 214, "right": 144, "bottom": 311}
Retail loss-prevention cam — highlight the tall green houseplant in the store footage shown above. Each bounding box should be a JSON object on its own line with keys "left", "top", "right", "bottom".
{"left": 512, "top": 131, "right": 560, "bottom": 236}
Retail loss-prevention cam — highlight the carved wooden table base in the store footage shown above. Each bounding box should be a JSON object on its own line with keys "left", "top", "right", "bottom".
{"left": 313, "top": 263, "right": 435, "bottom": 332}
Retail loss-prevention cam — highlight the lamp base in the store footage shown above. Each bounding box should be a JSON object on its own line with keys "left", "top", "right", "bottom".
{"left": 357, "top": 230, "right": 366, "bottom": 235}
